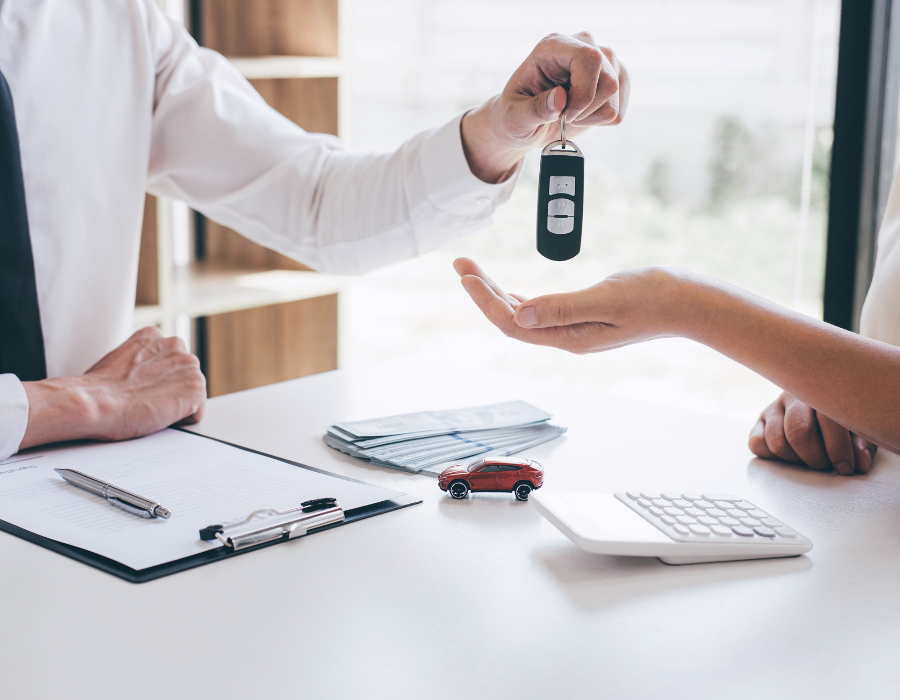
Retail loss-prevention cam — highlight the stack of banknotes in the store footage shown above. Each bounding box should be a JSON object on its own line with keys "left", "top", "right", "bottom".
{"left": 324, "top": 400, "right": 566, "bottom": 477}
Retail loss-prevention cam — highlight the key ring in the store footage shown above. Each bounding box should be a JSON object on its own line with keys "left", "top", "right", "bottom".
{"left": 560, "top": 108, "right": 567, "bottom": 149}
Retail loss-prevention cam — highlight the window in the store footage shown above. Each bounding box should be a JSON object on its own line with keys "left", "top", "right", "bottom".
{"left": 347, "top": 0, "right": 842, "bottom": 421}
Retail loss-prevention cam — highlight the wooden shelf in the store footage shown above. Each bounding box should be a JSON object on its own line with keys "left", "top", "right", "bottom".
{"left": 229, "top": 56, "right": 344, "bottom": 79}
{"left": 173, "top": 263, "right": 344, "bottom": 319}
{"left": 132, "top": 0, "right": 347, "bottom": 396}
{"left": 134, "top": 304, "right": 163, "bottom": 328}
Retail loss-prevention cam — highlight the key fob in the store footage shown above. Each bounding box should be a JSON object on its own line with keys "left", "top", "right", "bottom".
{"left": 537, "top": 140, "right": 584, "bottom": 261}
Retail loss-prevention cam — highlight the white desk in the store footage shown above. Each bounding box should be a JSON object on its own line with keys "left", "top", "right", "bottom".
{"left": 2, "top": 365, "right": 899, "bottom": 699}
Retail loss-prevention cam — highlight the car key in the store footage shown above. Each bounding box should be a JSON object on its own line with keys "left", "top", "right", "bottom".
{"left": 537, "top": 109, "right": 584, "bottom": 261}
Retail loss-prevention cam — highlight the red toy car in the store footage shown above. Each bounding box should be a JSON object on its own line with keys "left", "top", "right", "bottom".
{"left": 438, "top": 457, "right": 544, "bottom": 501}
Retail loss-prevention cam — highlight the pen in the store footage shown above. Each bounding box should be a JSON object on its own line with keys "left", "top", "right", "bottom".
{"left": 54, "top": 468, "right": 172, "bottom": 519}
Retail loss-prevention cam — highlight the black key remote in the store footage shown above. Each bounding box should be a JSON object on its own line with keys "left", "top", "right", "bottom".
{"left": 536, "top": 139, "right": 584, "bottom": 261}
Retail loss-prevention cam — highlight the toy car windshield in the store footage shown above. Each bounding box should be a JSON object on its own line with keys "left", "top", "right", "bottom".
{"left": 466, "top": 458, "right": 486, "bottom": 472}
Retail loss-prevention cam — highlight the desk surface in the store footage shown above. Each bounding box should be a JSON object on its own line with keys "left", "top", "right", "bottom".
{"left": 2, "top": 365, "right": 898, "bottom": 699}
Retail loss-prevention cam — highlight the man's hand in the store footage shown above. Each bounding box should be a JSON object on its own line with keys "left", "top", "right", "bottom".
{"left": 461, "top": 32, "right": 630, "bottom": 183}
{"left": 453, "top": 257, "right": 682, "bottom": 354}
{"left": 20, "top": 327, "right": 206, "bottom": 450}
{"left": 749, "top": 392, "right": 877, "bottom": 476}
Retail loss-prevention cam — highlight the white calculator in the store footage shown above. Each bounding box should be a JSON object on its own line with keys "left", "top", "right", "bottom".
{"left": 531, "top": 490, "right": 812, "bottom": 565}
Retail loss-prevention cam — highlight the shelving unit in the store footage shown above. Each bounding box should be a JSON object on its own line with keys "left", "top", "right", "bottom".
{"left": 136, "top": 0, "right": 349, "bottom": 397}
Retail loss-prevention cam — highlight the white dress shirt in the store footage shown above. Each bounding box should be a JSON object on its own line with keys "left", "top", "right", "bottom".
{"left": 0, "top": 0, "right": 517, "bottom": 460}
{"left": 861, "top": 172, "right": 900, "bottom": 347}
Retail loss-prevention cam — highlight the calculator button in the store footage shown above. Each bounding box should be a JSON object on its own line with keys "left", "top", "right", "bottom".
{"left": 702, "top": 493, "right": 741, "bottom": 502}
{"left": 732, "top": 526, "right": 755, "bottom": 537}
{"left": 719, "top": 516, "right": 740, "bottom": 526}
{"left": 688, "top": 524, "right": 710, "bottom": 535}
{"left": 693, "top": 500, "right": 715, "bottom": 510}
{"left": 662, "top": 493, "right": 682, "bottom": 501}
{"left": 546, "top": 216, "right": 574, "bottom": 234}
{"left": 713, "top": 501, "right": 734, "bottom": 510}
{"left": 739, "top": 517, "right": 761, "bottom": 528}
{"left": 676, "top": 515, "right": 696, "bottom": 525}
{"left": 706, "top": 508, "right": 727, "bottom": 518}
{"left": 548, "top": 198, "right": 575, "bottom": 216}
{"left": 640, "top": 492, "right": 662, "bottom": 500}
{"left": 753, "top": 526, "right": 776, "bottom": 538}
{"left": 761, "top": 517, "right": 782, "bottom": 527}
{"left": 663, "top": 507, "right": 681, "bottom": 517}
{"left": 684, "top": 507, "right": 704, "bottom": 517}
{"left": 626, "top": 491, "right": 642, "bottom": 500}
{"left": 733, "top": 501, "right": 756, "bottom": 511}
{"left": 697, "top": 516, "right": 717, "bottom": 526}
{"left": 673, "top": 524, "right": 690, "bottom": 535}
{"left": 774, "top": 527, "right": 797, "bottom": 538}
{"left": 661, "top": 515, "right": 676, "bottom": 525}
{"left": 681, "top": 493, "right": 703, "bottom": 501}
{"left": 651, "top": 499, "right": 669, "bottom": 508}
{"left": 747, "top": 509, "right": 768, "bottom": 519}
{"left": 636, "top": 498, "right": 652, "bottom": 508}
{"left": 671, "top": 499, "right": 691, "bottom": 509}
{"left": 711, "top": 525, "right": 732, "bottom": 536}
{"left": 724, "top": 509, "right": 743, "bottom": 519}
{"left": 649, "top": 506, "right": 664, "bottom": 516}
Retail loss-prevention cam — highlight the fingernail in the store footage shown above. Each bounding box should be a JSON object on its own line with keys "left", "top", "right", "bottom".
{"left": 835, "top": 461, "right": 852, "bottom": 476}
{"left": 547, "top": 88, "right": 557, "bottom": 114}
{"left": 517, "top": 306, "right": 538, "bottom": 327}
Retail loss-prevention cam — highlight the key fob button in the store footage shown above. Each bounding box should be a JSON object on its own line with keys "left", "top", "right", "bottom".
{"left": 547, "top": 217, "right": 574, "bottom": 234}
{"left": 548, "top": 175, "right": 575, "bottom": 195}
{"left": 548, "top": 198, "right": 575, "bottom": 216}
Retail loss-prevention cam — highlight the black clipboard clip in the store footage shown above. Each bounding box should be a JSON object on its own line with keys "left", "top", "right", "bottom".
{"left": 199, "top": 498, "right": 344, "bottom": 551}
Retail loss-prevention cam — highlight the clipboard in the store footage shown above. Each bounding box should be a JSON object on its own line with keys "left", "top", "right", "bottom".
{"left": 0, "top": 432, "right": 421, "bottom": 584}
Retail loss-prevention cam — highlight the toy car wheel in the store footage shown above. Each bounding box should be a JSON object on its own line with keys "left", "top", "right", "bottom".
{"left": 449, "top": 480, "right": 469, "bottom": 499}
{"left": 514, "top": 482, "right": 533, "bottom": 501}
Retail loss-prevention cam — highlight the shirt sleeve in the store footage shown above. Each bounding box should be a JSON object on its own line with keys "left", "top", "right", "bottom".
{"left": 142, "top": 5, "right": 520, "bottom": 275}
{"left": 0, "top": 375, "right": 29, "bottom": 462}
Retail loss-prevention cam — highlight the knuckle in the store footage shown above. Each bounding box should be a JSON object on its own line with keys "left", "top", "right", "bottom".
{"left": 135, "top": 326, "right": 162, "bottom": 339}
{"left": 580, "top": 45, "right": 604, "bottom": 68}
{"left": 783, "top": 419, "right": 813, "bottom": 447}
{"left": 767, "top": 431, "right": 790, "bottom": 455}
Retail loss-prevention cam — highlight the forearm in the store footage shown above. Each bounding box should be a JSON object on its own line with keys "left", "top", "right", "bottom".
{"left": 19, "top": 378, "right": 100, "bottom": 450}
{"left": 679, "top": 275, "right": 900, "bottom": 449}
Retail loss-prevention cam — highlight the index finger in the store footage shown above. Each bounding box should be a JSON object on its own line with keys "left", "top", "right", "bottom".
{"left": 453, "top": 258, "right": 524, "bottom": 308}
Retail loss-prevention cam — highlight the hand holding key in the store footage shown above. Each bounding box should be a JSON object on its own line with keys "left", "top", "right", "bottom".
{"left": 460, "top": 32, "right": 629, "bottom": 184}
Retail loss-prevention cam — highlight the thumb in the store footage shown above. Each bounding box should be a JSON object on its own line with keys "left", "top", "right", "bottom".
{"left": 523, "top": 85, "right": 566, "bottom": 126}
{"left": 514, "top": 288, "right": 604, "bottom": 329}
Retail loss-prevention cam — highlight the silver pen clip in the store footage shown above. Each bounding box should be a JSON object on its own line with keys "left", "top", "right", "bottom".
{"left": 199, "top": 499, "right": 344, "bottom": 551}
{"left": 107, "top": 496, "right": 154, "bottom": 518}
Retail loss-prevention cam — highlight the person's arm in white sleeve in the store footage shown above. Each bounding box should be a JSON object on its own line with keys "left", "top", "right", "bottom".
{"left": 0, "top": 375, "right": 29, "bottom": 462}
{"left": 142, "top": 7, "right": 630, "bottom": 274}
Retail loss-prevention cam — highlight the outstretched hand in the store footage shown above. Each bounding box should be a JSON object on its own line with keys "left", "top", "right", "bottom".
{"left": 453, "top": 258, "right": 685, "bottom": 354}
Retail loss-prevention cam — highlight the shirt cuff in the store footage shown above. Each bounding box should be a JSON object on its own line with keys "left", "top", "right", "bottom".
{"left": 417, "top": 111, "right": 521, "bottom": 221}
{"left": 0, "top": 374, "right": 29, "bottom": 462}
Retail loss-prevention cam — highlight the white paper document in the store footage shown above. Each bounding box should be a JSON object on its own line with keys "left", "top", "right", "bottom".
{"left": 0, "top": 429, "right": 403, "bottom": 570}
